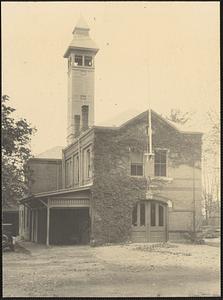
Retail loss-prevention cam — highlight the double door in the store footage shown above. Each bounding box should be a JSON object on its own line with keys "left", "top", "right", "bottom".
{"left": 131, "top": 200, "right": 167, "bottom": 242}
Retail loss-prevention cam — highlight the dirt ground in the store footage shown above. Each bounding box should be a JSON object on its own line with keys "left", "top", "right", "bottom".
{"left": 3, "top": 240, "right": 220, "bottom": 297}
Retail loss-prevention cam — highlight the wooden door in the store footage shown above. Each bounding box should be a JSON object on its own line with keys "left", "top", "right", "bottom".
{"left": 131, "top": 201, "right": 167, "bottom": 242}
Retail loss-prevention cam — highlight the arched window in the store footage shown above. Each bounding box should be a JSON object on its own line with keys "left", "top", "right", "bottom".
{"left": 132, "top": 204, "right": 137, "bottom": 226}
{"left": 159, "top": 205, "right": 164, "bottom": 226}
{"left": 132, "top": 202, "right": 145, "bottom": 227}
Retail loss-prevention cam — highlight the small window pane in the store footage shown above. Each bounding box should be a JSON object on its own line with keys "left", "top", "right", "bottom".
{"left": 151, "top": 203, "right": 156, "bottom": 226}
{"left": 131, "top": 164, "right": 137, "bottom": 176}
{"left": 136, "top": 164, "right": 143, "bottom": 176}
{"left": 160, "top": 151, "right": 167, "bottom": 163}
{"left": 154, "top": 164, "right": 159, "bottom": 176}
{"left": 131, "top": 164, "right": 143, "bottom": 176}
{"left": 160, "top": 164, "right": 166, "bottom": 177}
{"left": 74, "top": 55, "right": 83, "bottom": 66}
{"left": 84, "top": 56, "right": 93, "bottom": 66}
{"left": 154, "top": 150, "right": 167, "bottom": 177}
{"left": 140, "top": 203, "right": 145, "bottom": 226}
{"left": 159, "top": 205, "right": 164, "bottom": 226}
{"left": 132, "top": 204, "right": 137, "bottom": 226}
{"left": 154, "top": 151, "right": 160, "bottom": 163}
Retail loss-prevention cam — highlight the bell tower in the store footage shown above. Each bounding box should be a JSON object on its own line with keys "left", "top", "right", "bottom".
{"left": 64, "top": 17, "right": 99, "bottom": 145}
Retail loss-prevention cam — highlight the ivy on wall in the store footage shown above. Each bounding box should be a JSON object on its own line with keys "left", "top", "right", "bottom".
{"left": 91, "top": 112, "right": 202, "bottom": 244}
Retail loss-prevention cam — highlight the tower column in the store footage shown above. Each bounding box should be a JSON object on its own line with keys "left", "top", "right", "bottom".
{"left": 64, "top": 17, "right": 99, "bottom": 145}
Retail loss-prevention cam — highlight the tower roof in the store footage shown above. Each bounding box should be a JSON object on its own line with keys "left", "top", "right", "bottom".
{"left": 74, "top": 16, "right": 90, "bottom": 31}
{"left": 64, "top": 17, "right": 99, "bottom": 58}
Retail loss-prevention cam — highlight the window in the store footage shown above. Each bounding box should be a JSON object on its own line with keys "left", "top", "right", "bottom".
{"left": 151, "top": 203, "right": 156, "bottom": 226}
{"left": 83, "top": 147, "right": 92, "bottom": 180}
{"left": 132, "top": 202, "right": 145, "bottom": 227}
{"left": 132, "top": 204, "right": 137, "bottom": 226}
{"left": 154, "top": 149, "right": 167, "bottom": 177}
{"left": 65, "top": 158, "right": 72, "bottom": 187}
{"left": 131, "top": 164, "right": 143, "bottom": 176}
{"left": 74, "top": 55, "right": 83, "bottom": 66}
{"left": 73, "top": 154, "right": 79, "bottom": 185}
{"left": 159, "top": 205, "right": 164, "bottom": 226}
{"left": 86, "top": 149, "right": 91, "bottom": 178}
{"left": 84, "top": 56, "right": 93, "bottom": 66}
{"left": 130, "top": 152, "right": 143, "bottom": 176}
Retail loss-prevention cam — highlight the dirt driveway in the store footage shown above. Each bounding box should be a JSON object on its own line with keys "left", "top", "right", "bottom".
{"left": 3, "top": 241, "right": 220, "bottom": 297}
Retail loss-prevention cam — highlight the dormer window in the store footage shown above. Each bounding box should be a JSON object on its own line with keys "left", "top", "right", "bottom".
{"left": 74, "top": 55, "right": 83, "bottom": 66}
{"left": 130, "top": 151, "right": 144, "bottom": 176}
{"left": 84, "top": 56, "right": 93, "bottom": 67}
{"left": 154, "top": 149, "right": 167, "bottom": 177}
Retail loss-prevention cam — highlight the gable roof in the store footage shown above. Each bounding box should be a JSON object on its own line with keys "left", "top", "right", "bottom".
{"left": 97, "top": 109, "right": 203, "bottom": 135}
{"left": 36, "top": 146, "right": 64, "bottom": 159}
{"left": 64, "top": 18, "right": 98, "bottom": 58}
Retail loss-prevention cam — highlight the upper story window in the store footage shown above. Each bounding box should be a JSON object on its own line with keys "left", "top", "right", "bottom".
{"left": 130, "top": 151, "right": 143, "bottom": 176}
{"left": 73, "top": 154, "right": 79, "bottom": 185}
{"left": 154, "top": 149, "right": 167, "bottom": 177}
{"left": 83, "top": 146, "right": 92, "bottom": 181}
{"left": 65, "top": 158, "right": 72, "bottom": 188}
{"left": 74, "top": 55, "right": 83, "bottom": 66}
{"left": 86, "top": 149, "right": 91, "bottom": 178}
{"left": 84, "top": 56, "right": 93, "bottom": 67}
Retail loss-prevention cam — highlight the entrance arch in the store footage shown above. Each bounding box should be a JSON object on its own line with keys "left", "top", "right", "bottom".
{"left": 131, "top": 200, "right": 168, "bottom": 242}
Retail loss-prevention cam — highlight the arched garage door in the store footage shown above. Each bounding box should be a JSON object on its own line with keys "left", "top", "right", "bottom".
{"left": 131, "top": 200, "right": 168, "bottom": 243}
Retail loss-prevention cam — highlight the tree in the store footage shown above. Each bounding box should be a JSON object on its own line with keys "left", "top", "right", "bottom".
{"left": 165, "top": 108, "right": 194, "bottom": 125}
{"left": 2, "top": 95, "right": 37, "bottom": 208}
{"left": 202, "top": 108, "right": 220, "bottom": 224}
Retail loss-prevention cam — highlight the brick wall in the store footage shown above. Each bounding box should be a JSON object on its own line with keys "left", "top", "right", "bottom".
{"left": 91, "top": 111, "right": 202, "bottom": 244}
{"left": 27, "top": 158, "right": 62, "bottom": 194}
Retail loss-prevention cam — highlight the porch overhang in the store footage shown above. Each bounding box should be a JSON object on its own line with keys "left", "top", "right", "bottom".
{"left": 19, "top": 186, "right": 92, "bottom": 209}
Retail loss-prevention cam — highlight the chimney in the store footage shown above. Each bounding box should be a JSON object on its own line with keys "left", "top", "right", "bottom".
{"left": 81, "top": 105, "right": 89, "bottom": 131}
{"left": 74, "top": 115, "right": 80, "bottom": 137}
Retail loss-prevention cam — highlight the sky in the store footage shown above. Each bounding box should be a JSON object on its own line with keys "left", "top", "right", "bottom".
{"left": 2, "top": 2, "right": 220, "bottom": 156}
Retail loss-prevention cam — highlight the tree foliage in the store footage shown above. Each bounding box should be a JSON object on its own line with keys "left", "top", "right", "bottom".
{"left": 2, "top": 95, "right": 36, "bottom": 207}
{"left": 165, "top": 108, "right": 194, "bottom": 125}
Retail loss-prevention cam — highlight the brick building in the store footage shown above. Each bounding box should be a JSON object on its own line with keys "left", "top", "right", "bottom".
{"left": 19, "top": 18, "right": 203, "bottom": 245}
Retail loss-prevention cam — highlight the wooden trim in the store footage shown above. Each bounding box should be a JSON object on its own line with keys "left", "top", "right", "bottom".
{"left": 48, "top": 198, "right": 90, "bottom": 208}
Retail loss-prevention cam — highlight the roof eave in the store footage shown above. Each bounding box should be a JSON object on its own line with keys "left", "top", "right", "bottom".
{"left": 19, "top": 186, "right": 92, "bottom": 203}
{"left": 64, "top": 46, "right": 99, "bottom": 58}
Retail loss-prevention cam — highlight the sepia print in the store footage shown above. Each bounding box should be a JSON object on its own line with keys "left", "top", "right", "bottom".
{"left": 2, "top": 1, "right": 220, "bottom": 297}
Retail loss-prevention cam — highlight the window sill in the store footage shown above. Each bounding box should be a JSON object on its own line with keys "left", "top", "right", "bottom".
{"left": 151, "top": 176, "right": 173, "bottom": 183}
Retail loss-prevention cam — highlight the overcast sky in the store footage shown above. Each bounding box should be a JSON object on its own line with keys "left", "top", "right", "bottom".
{"left": 2, "top": 2, "right": 220, "bottom": 155}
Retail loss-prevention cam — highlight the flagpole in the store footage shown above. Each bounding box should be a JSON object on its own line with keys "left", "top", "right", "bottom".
{"left": 147, "top": 64, "right": 153, "bottom": 157}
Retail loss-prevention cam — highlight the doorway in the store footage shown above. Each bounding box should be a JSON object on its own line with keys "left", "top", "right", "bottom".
{"left": 49, "top": 208, "right": 90, "bottom": 245}
{"left": 131, "top": 200, "right": 167, "bottom": 242}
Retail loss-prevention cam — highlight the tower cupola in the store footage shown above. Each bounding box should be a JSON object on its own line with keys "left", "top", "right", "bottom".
{"left": 64, "top": 17, "right": 99, "bottom": 145}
